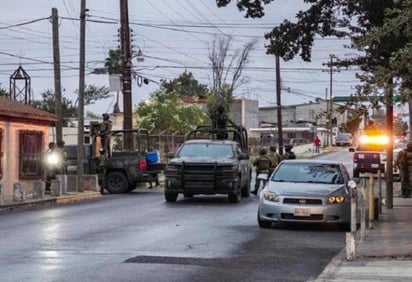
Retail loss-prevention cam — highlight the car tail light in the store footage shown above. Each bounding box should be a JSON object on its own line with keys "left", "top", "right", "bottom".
{"left": 138, "top": 159, "right": 147, "bottom": 170}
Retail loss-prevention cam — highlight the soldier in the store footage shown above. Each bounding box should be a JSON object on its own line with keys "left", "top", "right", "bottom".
{"left": 252, "top": 148, "right": 273, "bottom": 195}
{"left": 96, "top": 148, "right": 108, "bottom": 194}
{"left": 100, "top": 113, "right": 112, "bottom": 154}
{"left": 56, "top": 140, "right": 68, "bottom": 174}
{"left": 268, "top": 146, "right": 281, "bottom": 175}
{"left": 395, "top": 142, "right": 412, "bottom": 198}
{"left": 283, "top": 144, "right": 296, "bottom": 160}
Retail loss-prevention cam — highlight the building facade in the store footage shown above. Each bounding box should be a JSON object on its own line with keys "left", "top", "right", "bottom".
{"left": 0, "top": 96, "right": 58, "bottom": 197}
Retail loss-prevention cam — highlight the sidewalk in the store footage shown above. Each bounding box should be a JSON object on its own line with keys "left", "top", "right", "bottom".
{"left": 0, "top": 191, "right": 102, "bottom": 211}
{"left": 314, "top": 188, "right": 412, "bottom": 281}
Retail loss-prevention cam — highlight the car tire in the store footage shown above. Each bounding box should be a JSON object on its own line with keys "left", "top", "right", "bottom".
{"left": 228, "top": 178, "right": 242, "bottom": 203}
{"left": 105, "top": 171, "right": 129, "bottom": 193}
{"left": 228, "top": 190, "right": 241, "bottom": 203}
{"left": 257, "top": 211, "right": 272, "bottom": 228}
{"left": 165, "top": 191, "right": 178, "bottom": 202}
{"left": 241, "top": 175, "right": 251, "bottom": 198}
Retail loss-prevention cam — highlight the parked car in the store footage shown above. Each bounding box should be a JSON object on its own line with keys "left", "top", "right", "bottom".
{"left": 335, "top": 133, "right": 353, "bottom": 146}
{"left": 257, "top": 159, "right": 357, "bottom": 230}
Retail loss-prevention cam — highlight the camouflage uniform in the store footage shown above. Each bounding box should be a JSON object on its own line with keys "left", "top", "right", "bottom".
{"left": 395, "top": 142, "right": 412, "bottom": 197}
{"left": 252, "top": 148, "right": 273, "bottom": 194}
{"left": 268, "top": 146, "right": 281, "bottom": 175}
{"left": 96, "top": 149, "right": 108, "bottom": 194}
{"left": 100, "top": 113, "right": 112, "bottom": 154}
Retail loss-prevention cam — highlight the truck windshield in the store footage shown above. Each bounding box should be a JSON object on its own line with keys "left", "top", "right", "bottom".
{"left": 178, "top": 143, "right": 234, "bottom": 158}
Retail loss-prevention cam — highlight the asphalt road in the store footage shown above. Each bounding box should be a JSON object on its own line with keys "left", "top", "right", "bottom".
{"left": 0, "top": 150, "right": 353, "bottom": 282}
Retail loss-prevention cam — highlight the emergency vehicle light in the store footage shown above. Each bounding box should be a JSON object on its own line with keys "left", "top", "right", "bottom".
{"left": 359, "top": 135, "right": 389, "bottom": 145}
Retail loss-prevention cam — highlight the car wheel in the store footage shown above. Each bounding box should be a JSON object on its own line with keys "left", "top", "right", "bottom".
{"left": 165, "top": 191, "right": 178, "bottom": 202}
{"left": 257, "top": 211, "right": 272, "bottom": 228}
{"left": 105, "top": 171, "right": 128, "bottom": 193}
{"left": 241, "top": 175, "right": 251, "bottom": 198}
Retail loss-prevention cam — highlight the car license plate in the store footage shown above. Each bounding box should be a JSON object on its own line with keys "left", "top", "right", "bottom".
{"left": 294, "top": 207, "right": 311, "bottom": 216}
{"left": 371, "top": 164, "right": 379, "bottom": 168}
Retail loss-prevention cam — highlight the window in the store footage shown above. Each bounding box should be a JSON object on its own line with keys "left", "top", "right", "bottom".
{"left": 19, "top": 130, "right": 43, "bottom": 179}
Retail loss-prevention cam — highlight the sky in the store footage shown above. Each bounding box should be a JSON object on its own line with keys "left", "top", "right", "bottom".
{"left": 0, "top": 0, "right": 361, "bottom": 115}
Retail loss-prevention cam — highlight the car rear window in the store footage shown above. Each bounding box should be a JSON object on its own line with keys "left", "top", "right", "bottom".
{"left": 272, "top": 163, "right": 344, "bottom": 184}
{"left": 336, "top": 134, "right": 352, "bottom": 141}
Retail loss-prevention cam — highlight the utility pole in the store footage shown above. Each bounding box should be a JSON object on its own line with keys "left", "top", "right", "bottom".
{"left": 120, "top": 0, "right": 133, "bottom": 151}
{"left": 77, "top": 0, "right": 86, "bottom": 190}
{"left": 51, "top": 8, "right": 62, "bottom": 145}
{"left": 386, "top": 77, "right": 394, "bottom": 209}
{"left": 275, "top": 54, "right": 283, "bottom": 156}
{"left": 329, "top": 55, "right": 333, "bottom": 147}
{"left": 323, "top": 54, "right": 339, "bottom": 147}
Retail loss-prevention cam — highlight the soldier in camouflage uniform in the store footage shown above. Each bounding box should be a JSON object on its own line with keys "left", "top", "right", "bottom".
{"left": 268, "top": 146, "right": 281, "bottom": 175}
{"left": 252, "top": 148, "right": 273, "bottom": 195}
{"left": 395, "top": 142, "right": 412, "bottom": 197}
{"left": 100, "top": 113, "right": 112, "bottom": 155}
{"left": 96, "top": 148, "right": 108, "bottom": 194}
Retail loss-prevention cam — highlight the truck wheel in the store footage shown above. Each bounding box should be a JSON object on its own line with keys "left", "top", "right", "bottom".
{"left": 105, "top": 171, "right": 128, "bottom": 193}
{"left": 241, "top": 178, "right": 251, "bottom": 198}
{"left": 228, "top": 180, "right": 241, "bottom": 203}
{"left": 165, "top": 191, "right": 178, "bottom": 202}
{"left": 353, "top": 169, "right": 359, "bottom": 178}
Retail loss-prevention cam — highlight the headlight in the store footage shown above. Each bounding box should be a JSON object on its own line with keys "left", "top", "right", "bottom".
{"left": 263, "top": 191, "right": 279, "bottom": 202}
{"left": 327, "top": 195, "right": 346, "bottom": 204}
{"left": 47, "top": 153, "right": 60, "bottom": 165}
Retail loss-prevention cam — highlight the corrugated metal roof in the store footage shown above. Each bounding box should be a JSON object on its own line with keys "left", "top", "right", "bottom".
{"left": 0, "top": 96, "right": 58, "bottom": 122}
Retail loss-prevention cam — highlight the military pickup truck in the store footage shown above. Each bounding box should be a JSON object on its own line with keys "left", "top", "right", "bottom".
{"left": 65, "top": 126, "right": 164, "bottom": 193}
{"left": 164, "top": 118, "right": 252, "bottom": 203}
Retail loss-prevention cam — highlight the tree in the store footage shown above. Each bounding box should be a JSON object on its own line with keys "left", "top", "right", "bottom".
{"left": 104, "top": 48, "right": 123, "bottom": 113}
{"left": 104, "top": 48, "right": 122, "bottom": 74}
{"left": 74, "top": 84, "right": 112, "bottom": 107}
{"left": 32, "top": 89, "right": 77, "bottom": 126}
{"left": 208, "top": 35, "right": 256, "bottom": 117}
{"left": 161, "top": 71, "right": 209, "bottom": 98}
{"left": 0, "top": 85, "right": 7, "bottom": 96}
{"left": 33, "top": 84, "right": 112, "bottom": 126}
{"left": 135, "top": 72, "right": 209, "bottom": 134}
{"left": 135, "top": 90, "right": 207, "bottom": 134}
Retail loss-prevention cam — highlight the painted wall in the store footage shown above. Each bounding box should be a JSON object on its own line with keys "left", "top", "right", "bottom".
{"left": 0, "top": 121, "right": 51, "bottom": 197}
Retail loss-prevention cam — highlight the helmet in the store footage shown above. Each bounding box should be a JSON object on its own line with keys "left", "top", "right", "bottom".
{"left": 259, "top": 148, "right": 267, "bottom": 155}
{"left": 102, "top": 113, "right": 110, "bottom": 119}
{"left": 269, "top": 146, "right": 277, "bottom": 152}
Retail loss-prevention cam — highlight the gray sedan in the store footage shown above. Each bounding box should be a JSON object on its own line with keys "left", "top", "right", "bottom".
{"left": 257, "top": 159, "right": 355, "bottom": 230}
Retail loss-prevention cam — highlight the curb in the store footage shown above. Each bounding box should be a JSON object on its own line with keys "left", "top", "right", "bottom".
{"left": 0, "top": 191, "right": 102, "bottom": 211}
{"left": 310, "top": 248, "right": 346, "bottom": 281}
